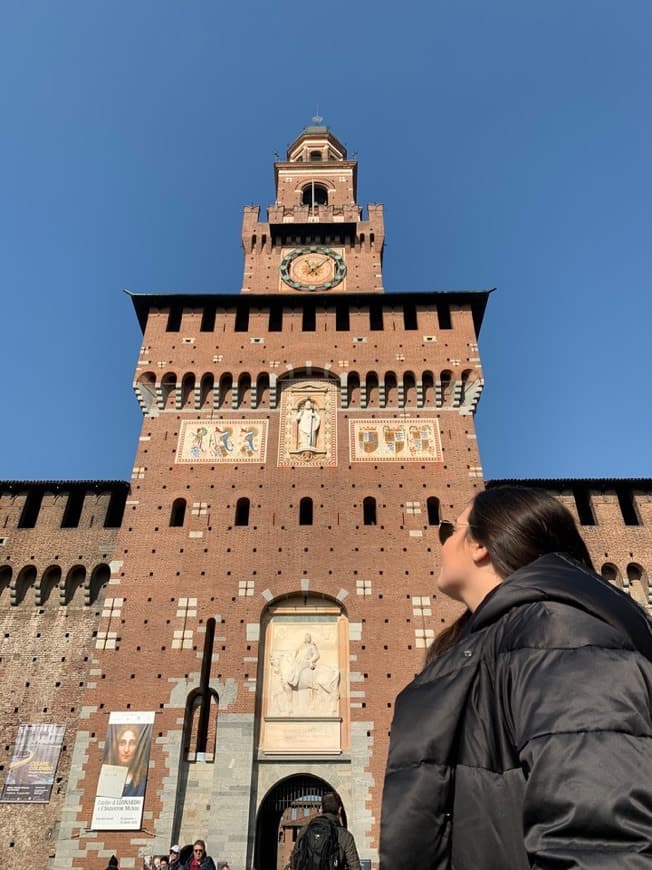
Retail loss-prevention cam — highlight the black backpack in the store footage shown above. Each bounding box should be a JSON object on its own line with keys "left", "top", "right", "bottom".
{"left": 294, "top": 814, "right": 341, "bottom": 870}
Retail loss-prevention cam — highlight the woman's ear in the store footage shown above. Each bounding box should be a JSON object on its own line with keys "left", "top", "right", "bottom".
{"left": 469, "top": 539, "right": 490, "bottom": 566}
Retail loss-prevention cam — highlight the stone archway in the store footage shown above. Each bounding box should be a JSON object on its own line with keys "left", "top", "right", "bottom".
{"left": 254, "top": 774, "right": 346, "bottom": 870}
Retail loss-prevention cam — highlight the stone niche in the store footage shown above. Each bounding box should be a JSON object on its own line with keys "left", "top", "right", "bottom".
{"left": 259, "top": 596, "right": 349, "bottom": 755}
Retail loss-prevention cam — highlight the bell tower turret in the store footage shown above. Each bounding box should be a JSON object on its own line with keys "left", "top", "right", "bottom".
{"left": 240, "top": 122, "right": 384, "bottom": 294}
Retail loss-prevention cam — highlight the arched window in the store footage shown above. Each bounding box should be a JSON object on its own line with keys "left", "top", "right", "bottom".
{"left": 626, "top": 563, "right": 649, "bottom": 606}
{"left": 601, "top": 562, "right": 621, "bottom": 586}
{"left": 235, "top": 498, "right": 250, "bottom": 527}
{"left": 14, "top": 565, "right": 37, "bottom": 605}
{"left": 40, "top": 565, "right": 62, "bottom": 606}
{"left": 299, "top": 497, "right": 313, "bottom": 526}
{"left": 200, "top": 373, "right": 214, "bottom": 409}
{"left": 302, "top": 183, "right": 328, "bottom": 206}
{"left": 137, "top": 371, "right": 157, "bottom": 413}
{"left": 181, "top": 373, "right": 195, "bottom": 408}
{"left": 460, "top": 370, "right": 473, "bottom": 404}
{"left": 218, "top": 373, "right": 233, "bottom": 408}
{"left": 62, "top": 564, "right": 86, "bottom": 605}
{"left": 363, "top": 497, "right": 377, "bottom": 526}
{"left": 347, "top": 372, "right": 360, "bottom": 407}
{"left": 365, "top": 371, "right": 379, "bottom": 406}
{"left": 384, "top": 372, "right": 397, "bottom": 407}
{"left": 161, "top": 372, "right": 177, "bottom": 409}
{"left": 89, "top": 563, "right": 111, "bottom": 604}
{"left": 237, "top": 372, "right": 252, "bottom": 408}
{"left": 170, "top": 498, "right": 186, "bottom": 527}
{"left": 422, "top": 370, "right": 435, "bottom": 406}
{"left": 440, "top": 370, "right": 453, "bottom": 405}
{"left": 256, "top": 373, "right": 270, "bottom": 408}
{"left": 0, "top": 565, "right": 12, "bottom": 602}
{"left": 427, "top": 497, "right": 440, "bottom": 526}
{"left": 403, "top": 371, "right": 416, "bottom": 407}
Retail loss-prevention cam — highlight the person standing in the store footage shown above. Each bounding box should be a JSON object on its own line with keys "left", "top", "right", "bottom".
{"left": 168, "top": 846, "right": 181, "bottom": 867}
{"left": 181, "top": 840, "right": 216, "bottom": 870}
{"left": 290, "top": 791, "right": 361, "bottom": 870}
{"left": 380, "top": 486, "right": 652, "bottom": 869}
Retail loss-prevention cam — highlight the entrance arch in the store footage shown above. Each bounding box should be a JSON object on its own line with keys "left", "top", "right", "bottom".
{"left": 254, "top": 774, "right": 346, "bottom": 870}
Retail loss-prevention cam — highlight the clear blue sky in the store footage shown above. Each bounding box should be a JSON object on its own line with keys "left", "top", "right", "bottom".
{"left": 1, "top": 0, "right": 650, "bottom": 481}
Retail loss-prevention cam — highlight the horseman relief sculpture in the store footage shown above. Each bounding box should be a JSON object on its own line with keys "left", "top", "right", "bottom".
{"left": 269, "top": 632, "right": 341, "bottom": 718}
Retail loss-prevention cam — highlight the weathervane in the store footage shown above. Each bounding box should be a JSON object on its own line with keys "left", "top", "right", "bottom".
{"left": 312, "top": 108, "right": 324, "bottom": 124}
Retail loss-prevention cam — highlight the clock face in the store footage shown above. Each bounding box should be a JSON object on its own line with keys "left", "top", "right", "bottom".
{"left": 280, "top": 246, "right": 346, "bottom": 291}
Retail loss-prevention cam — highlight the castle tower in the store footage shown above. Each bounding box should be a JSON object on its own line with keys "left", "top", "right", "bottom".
{"left": 55, "top": 125, "right": 490, "bottom": 870}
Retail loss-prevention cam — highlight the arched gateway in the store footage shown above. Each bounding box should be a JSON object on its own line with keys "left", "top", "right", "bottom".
{"left": 254, "top": 774, "right": 347, "bottom": 870}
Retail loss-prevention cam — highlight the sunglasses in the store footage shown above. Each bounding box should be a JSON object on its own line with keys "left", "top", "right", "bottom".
{"left": 438, "top": 520, "right": 469, "bottom": 545}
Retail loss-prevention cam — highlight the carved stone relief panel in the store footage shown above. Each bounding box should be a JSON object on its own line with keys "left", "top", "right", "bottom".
{"left": 260, "top": 605, "right": 347, "bottom": 755}
{"left": 277, "top": 380, "right": 337, "bottom": 467}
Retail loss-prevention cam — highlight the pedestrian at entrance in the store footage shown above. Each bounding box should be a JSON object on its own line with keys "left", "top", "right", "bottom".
{"left": 181, "top": 840, "right": 216, "bottom": 870}
{"left": 380, "top": 485, "right": 652, "bottom": 869}
{"left": 289, "top": 791, "right": 361, "bottom": 870}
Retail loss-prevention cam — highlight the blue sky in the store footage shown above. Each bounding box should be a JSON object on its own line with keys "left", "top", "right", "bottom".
{"left": 1, "top": 0, "right": 650, "bottom": 481}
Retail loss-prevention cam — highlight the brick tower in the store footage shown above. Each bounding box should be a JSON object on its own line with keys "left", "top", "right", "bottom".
{"left": 53, "top": 124, "right": 490, "bottom": 869}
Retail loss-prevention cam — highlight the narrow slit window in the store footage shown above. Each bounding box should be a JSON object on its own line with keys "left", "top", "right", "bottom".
{"left": 200, "top": 305, "right": 216, "bottom": 332}
{"left": 573, "top": 488, "right": 596, "bottom": 526}
{"left": 427, "top": 497, "right": 440, "bottom": 526}
{"left": 61, "top": 491, "right": 85, "bottom": 529}
{"left": 363, "top": 497, "right": 377, "bottom": 526}
{"left": 369, "top": 302, "right": 384, "bottom": 331}
{"left": 170, "top": 498, "right": 186, "bottom": 527}
{"left": 302, "top": 303, "right": 316, "bottom": 332}
{"left": 336, "top": 303, "right": 350, "bottom": 331}
{"left": 437, "top": 302, "right": 452, "bottom": 330}
{"left": 234, "top": 304, "right": 250, "bottom": 332}
{"left": 235, "top": 498, "right": 250, "bottom": 527}
{"left": 166, "top": 305, "right": 182, "bottom": 332}
{"left": 617, "top": 489, "right": 641, "bottom": 526}
{"left": 104, "top": 489, "right": 127, "bottom": 528}
{"left": 299, "top": 497, "right": 313, "bottom": 526}
{"left": 18, "top": 490, "right": 43, "bottom": 529}
{"left": 403, "top": 303, "right": 418, "bottom": 330}
{"left": 269, "top": 303, "right": 283, "bottom": 332}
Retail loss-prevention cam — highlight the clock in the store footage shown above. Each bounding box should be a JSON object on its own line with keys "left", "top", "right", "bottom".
{"left": 279, "top": 246, "right": 346, "bottom": 291}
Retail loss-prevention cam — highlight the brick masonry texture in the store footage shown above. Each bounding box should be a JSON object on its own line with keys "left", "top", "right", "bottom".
{"left": 1, "top": 127, "right": 650, "bottom": 870}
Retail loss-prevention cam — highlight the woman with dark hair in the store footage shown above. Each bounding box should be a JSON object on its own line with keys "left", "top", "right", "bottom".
{"left": 380, "top": 486, "right": 652, "bottom": 869}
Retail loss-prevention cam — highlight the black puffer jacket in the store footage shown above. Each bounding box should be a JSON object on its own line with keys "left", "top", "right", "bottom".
{"left": 380, "top": 553, "right": 652, "bottom": 869}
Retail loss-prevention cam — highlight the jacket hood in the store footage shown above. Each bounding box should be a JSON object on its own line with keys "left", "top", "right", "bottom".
{"left": 469, "top": 552, "right": 652, "bottom": 662}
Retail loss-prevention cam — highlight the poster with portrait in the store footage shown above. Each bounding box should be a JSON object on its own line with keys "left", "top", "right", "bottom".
{"left": 0, "top": 723, "right": 65, "bottom": 803}
{"left": 91, "top": 711, "right": 154, "bottom": 830}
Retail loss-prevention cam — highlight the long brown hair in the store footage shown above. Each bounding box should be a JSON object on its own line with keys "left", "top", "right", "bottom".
{"left": 427, "top": 486, "right": 593, "bottom": 661}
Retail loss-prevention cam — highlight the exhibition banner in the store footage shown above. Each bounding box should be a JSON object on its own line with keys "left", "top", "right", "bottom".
{"left": 1, "top": 723, "right": 65, "bottom": 803}
{"left": 91, "top": 710, "right": 154, "bottom": 830}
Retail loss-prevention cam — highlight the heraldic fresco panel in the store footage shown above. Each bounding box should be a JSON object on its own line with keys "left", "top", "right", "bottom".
{"left": 277, "top": 380, "right": 338, "bottom": 467}
{"left": 175, "top": 419, "right": 268, "bottom": 464}
{"left": 350, "top": 417, "right": 443, "bottom": 462}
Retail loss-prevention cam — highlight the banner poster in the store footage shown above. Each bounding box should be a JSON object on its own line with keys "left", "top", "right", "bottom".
{"left": 91, "top": 711, "right": 155, "bottom": 831}
{"left": 0, "top": 723, "right": 65, "bottom": 803}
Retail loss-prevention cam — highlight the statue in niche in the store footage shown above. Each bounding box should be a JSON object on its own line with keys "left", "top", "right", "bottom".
{"left": 269, "top": 633, "right": 340, "bottom": 717}
{"left": 296, "top": 398, "right": 321, "bottom": 450}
